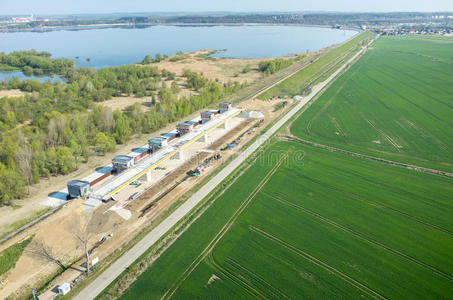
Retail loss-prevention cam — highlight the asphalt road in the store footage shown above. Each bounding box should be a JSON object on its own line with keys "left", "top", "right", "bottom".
{"left": 74, "top": 40, "right": 373, "bottom": 300}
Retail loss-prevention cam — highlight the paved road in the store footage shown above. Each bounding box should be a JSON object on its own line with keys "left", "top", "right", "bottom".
{"left": 74, "top": 40, "right": 373, "bottom": 300}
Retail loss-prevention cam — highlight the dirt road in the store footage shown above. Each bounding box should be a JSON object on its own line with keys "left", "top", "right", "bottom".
{"left": 73, "top": 39, "right": 374, "bottom": 300}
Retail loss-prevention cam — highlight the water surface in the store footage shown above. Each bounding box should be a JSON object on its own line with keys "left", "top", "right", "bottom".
{"left": 0, "top": 25, "right": 357, "bottom": 70}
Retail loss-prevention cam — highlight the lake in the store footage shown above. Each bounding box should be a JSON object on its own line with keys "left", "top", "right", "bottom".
{"left": 0, "top": 25, "right": 356, "bottom": 77}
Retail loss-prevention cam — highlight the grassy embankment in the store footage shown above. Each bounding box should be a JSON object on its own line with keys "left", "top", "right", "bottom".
{"left": 117, "top": 36, "right": 453, "bottom": 299}
{"left": 0, "top": 236, "right": 32, "bottom": 277}
{"left": 259, "top": 31, "right": 374, "bottom": 100}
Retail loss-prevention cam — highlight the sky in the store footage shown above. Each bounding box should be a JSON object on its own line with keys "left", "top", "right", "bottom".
{"left": 1, "top": 0, "right": 453, "bottom": 15}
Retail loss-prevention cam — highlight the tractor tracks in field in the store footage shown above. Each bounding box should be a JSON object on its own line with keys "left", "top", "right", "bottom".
{"left": 265, "top": 193, "right": 453, "bottom": 283}
{"left": 281, "top": 135, "right": 453, "bottom": 178}
{"left": 274, "top": 169, "right": 453, "bottom": 237}
{"left": 204, "top": 254, "right": 290, "bottom": 300}
{"left": 160, "top": 154, "right": 288, "bottom": 300}
{"left": 249, "top": 225, "right": 388, "bottom": 300}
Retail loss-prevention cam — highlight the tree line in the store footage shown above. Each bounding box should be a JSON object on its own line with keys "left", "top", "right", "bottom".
{"left": 0, "top": 50, "right": 75, "bottom": 77}
{"left": 258, "top": 58, "right": 294, "bottom": 76}
{"left": 0, "top": 59, "right": 245, "bottom": 204}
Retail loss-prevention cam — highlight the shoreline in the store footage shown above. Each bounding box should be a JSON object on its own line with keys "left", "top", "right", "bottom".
{"left": 0, "top": 23, "right": 361, "bottom": 33}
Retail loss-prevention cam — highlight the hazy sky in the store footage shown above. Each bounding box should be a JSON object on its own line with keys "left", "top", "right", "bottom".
{"left": 1, "top": 0, "right": 452, "bottom": 15}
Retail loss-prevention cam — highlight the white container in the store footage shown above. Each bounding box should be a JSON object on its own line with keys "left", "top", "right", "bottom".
{"left": 58, "top": 282, "right": 71, "bottom": 295}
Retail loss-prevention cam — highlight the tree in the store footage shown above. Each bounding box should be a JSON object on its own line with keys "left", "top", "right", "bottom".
{"left": 14, "top": 145, "right": 33, "bottom": 184}
{"left": 141, "top": 54, "right": 152, "bottom": 65}
{"left": 94, "top": 132, "right": 115, "bottom": 155}
{"left": 27, "top": 239, "right": 66, "bottom": 271}
{"left": 242, "top": 65, "right": 251, "bottom": 73}
{"left": 154, "top": 53, "right": 162, "bottom": 62}
{"left": 56, "top": 146, "right": 76, "bottom": 174}
{"left": 68, "top": 212, "right": 96, "bottom": 274}
{"left": 171, "top": 81, "right": 180, "bottom": 94}
{"left": 0, "top": 164, "right": 26, "bottom": 205}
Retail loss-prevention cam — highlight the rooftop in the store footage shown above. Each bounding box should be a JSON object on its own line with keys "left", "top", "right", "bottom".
{"left": 112, "top": 155, "right": 134, "bottom": 163}
{"left": 68, "top": 180, "right": 90, "bottom": 187}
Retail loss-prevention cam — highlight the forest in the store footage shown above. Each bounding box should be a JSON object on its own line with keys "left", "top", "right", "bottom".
{"left": 0, "top": 50, "right": 75, "bottom": 77}
{"left": 0, "top": 52, "right": 245, "bottom": 204}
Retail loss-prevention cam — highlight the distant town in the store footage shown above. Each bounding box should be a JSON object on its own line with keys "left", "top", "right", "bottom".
{"left": 1, "top": 12, "right": 453, "bottom": 35}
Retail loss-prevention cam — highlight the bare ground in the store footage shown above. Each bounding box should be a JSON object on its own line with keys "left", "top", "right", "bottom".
{"left": 147, "top": 50, "right": 282, "bottom": 84}
{"left": 0, "top": 92, "right": 292, "bottom": 299}
{"left": 0, "top": 89, "right": 24, "bottom": 98}
{"left": 0, "top": 108, "right": 204, "bottom": 238}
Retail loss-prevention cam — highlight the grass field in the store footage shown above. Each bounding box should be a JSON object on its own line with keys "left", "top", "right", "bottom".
{"left": 110, "top": 35, "right": 453, "bottom": 300}
{"left": 258, "top": 31, "right": 375, "bottom": 100}
{"left": 0, "top": 236, "right": 32, "bottom": 277}
{"left": 291, "top": 36, "right": 453, "bottom": 172}
{"left": 120, "top": 142, "right": 453, "bottom": 299}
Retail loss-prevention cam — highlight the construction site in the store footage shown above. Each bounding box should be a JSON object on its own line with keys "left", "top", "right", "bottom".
{"left": 0, "top": 96, "right": 292, "bottom": 300}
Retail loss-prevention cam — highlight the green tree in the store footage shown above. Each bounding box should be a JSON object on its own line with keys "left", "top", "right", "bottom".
{"left": 142, "top": 55, "right": 152, "bottom": 65}
{"left": 0, "top": 163, "right": 26, "bottom": 205}
{"left": 56, "top": 146, "right": 76, "bottom": 174}
{"left": 171, "top": 81, "right": 180, "bottom": 94}
{"left": 94, "top": 133, "right": 115, "bottom": 155}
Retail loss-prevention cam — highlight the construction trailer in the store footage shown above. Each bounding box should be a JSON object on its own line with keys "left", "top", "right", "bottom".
{"left": 161, "top": 132, "right": 179, "bottom": 143}
{"left": 219, "top": 102, "right": 232, "bottom": 113}
{"left": 130, "top": 147, "right": 149, "bottom": 163}
{"left": 177, "top": 121, "right": 197, "bottom": 135}
{"left": 149, "top": 137, "right": 168, "bottom": 152}
{"left": 201, "top": 111, "right": 217, "bottom": 124}
{"left": 57, "top": 282, "right": 71, "bottom": 295}
{"left": 67, "top": 180, "right": 91, "bottom": 199}
{"left": 112, "top": 155, "right": 135, "bottom": 173}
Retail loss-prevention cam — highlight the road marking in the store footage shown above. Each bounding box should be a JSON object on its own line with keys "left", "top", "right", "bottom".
{"left": 108, "top": 110, "right": 242, "bottom": 196}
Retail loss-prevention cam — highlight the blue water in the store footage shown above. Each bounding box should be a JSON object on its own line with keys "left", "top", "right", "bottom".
{"left": 0, "top": 71, "right": 63, "bottom": 83}
{"left": 0, "top": 25, "right": 356, "bottom": 68}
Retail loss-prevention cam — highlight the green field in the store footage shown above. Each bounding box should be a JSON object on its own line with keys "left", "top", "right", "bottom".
{"left": 258, "top": 31, "right": 375, "bottom": 100}
{"left": 291, "top": 36, "right": 453, "bottom": 172}
{"left": 119, "top": 143, "right": 453, "bottom": 299}
{"left": 111, "top": 36, "right": 453, "bottom": 300}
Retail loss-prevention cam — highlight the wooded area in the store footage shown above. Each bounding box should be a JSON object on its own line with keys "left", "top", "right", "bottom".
{"left": 0, "top": 51, "right": 245, "bottom": 204}
{"left": 0, "top": 50, "right": 74, "bottom": 76}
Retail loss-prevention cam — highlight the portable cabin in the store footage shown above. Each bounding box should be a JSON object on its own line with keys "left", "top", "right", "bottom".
{"left": 149, "top": 137, "right": 168, "bottom": 151}
{"left": 177, "top": 122, "right": 195, "bottom": 135}
{"left": 57, "top": 283, "right": 71, "bottom": 295}
{"left": 112, "top": 155, "right": 135, "bottom": 172}
{"left": 201, "top": 111, "right": 216, "bottom": 124}
{"left": 67, "top": 180, "right": 91, "bottom": 198}
{"left": 219, "top": 102, "right": 231, "bottom": 113}
{"left": 161, "top": 132, "right": 178, "bottom": 143}
{"left": 131, "top": 147, "right": 149, "bottom": 163}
